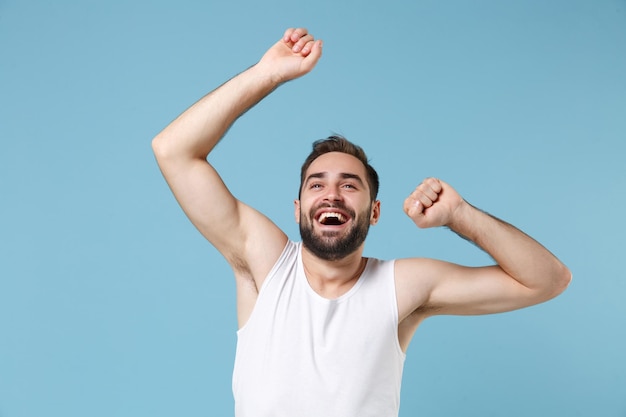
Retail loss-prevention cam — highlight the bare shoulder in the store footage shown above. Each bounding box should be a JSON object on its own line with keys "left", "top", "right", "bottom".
{"left": 394, "top": 257, "right": 443, "bottom": 322}
{"left": 231, "top": 201, "right": 289, "bottom": 286}
{"left": 232, "top": 210, "right": 289, "bottom": 329}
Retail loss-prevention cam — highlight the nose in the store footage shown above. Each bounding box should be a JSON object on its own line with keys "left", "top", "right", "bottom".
{"left": 323, "top": 184, "right": 343, "bottom": 202}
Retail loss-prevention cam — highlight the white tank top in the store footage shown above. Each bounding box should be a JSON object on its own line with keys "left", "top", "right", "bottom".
{"left": 232, "top": 241, "right": 405, "bottom": 417}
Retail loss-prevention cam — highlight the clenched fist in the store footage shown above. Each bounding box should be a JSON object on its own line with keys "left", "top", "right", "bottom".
{"left": 256, "top": 27, "right": 323, "bottom": 85}
{"left": 403, "top": 177, "right": 466, "bottom": 229}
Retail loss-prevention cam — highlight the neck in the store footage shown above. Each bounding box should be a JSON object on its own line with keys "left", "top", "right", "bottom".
{"left": 301, "top": 245, "right": 367, "bottom": 299}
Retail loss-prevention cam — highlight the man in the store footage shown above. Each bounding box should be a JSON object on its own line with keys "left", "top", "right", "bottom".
{"left": 152, "top": 28, "right": 571, "bottom": 417}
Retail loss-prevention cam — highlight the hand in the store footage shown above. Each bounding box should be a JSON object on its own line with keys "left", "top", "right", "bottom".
{"left": 256, "top": 27, "right": 323, "bottom": 84}
{"left": 403, "top": 178, "right": 465, "bottom": 229}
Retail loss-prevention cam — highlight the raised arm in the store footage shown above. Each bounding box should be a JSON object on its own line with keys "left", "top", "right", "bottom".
{"left": 152, "top": 28, "right": 323, "bottom": 280}
{"left": 396, "top": 178, "right": 571, "bottom": 323}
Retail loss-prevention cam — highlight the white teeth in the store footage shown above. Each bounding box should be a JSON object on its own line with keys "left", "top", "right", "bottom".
{"left": 319, "top": 212, "right": 347, "bottom": 223}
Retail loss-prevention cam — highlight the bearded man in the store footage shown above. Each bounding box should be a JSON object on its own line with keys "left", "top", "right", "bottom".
{"left": 152, "top": 27, "right": 571, "bottom": 417}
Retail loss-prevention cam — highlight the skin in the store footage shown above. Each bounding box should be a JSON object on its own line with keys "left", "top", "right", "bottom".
{"left": 295, "top": 151, "right": 381, "bottom": 295}
{"left": 152, "top": 27, "right": 571, "bottom": 352}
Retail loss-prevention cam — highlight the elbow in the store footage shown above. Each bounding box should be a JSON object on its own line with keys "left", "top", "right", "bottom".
{"left": 151, "top": 133, "right": 168, "bottom": 161}
{"left": 151, "top": 133, "right": 181, "bottom": 166}
{"left": 151, "top": 132, "right": 208, "bottom": 163}
{"left": 546, "top": 263, "right": 573, "bottom": 300}
{"left": 556, "top": 263, "right": 573, "bottom": 293}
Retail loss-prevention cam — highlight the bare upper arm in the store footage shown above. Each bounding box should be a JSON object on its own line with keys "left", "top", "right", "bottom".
{"left": 155, "top": 154, "right": 287, "bottom": 284}
{"left": 395, "top": 258, "right": 554, "bottom": 321}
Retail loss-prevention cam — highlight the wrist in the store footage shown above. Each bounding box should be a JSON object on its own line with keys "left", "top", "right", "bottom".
{"left": 250, "top": 61, "right": 287, "bottom": 87}
{"left": 447, "top": 200, "right": 476, "bottom": 236}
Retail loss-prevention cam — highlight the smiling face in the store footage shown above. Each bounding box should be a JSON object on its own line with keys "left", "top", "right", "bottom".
{"left": 295, "top": 152, "right": 380, "bottom": 261}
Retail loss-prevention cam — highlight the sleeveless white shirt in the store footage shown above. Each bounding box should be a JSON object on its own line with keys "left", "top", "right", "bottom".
{"left": 232, "top": 241, "right": 406, "bottom": 417}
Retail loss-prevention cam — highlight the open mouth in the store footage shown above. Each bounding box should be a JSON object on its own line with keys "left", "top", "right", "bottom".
{"left": 318, "top": 211, "right": 348, "bottom": 226}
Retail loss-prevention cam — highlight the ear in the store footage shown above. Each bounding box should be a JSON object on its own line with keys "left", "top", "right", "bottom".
{"left": 370, "top": 200, "right": 381, "bottom": 225}
{"left": 294, "top": 199, "right": 301, "bottom": 224}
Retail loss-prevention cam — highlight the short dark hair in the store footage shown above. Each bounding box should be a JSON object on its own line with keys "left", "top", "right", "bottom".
{"left": 299, "top": 135, "right": 379, "bottom": 201}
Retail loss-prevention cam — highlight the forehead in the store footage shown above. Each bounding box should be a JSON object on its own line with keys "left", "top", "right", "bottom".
{"left": 305, "top": 152, "right": 368, "bottom": 178}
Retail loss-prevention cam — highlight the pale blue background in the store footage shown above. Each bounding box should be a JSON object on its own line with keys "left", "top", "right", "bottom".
{"left": 1, "top": 1, "right": 625, "bottom": 416}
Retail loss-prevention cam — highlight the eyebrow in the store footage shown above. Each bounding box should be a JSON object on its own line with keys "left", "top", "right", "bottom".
{"left": 305, "top": 172, "right": 366, "bottom": 187}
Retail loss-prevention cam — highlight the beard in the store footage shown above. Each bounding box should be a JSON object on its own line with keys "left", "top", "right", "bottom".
{"left": 299, "top": 202, "right": 372, "bottom": 261}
